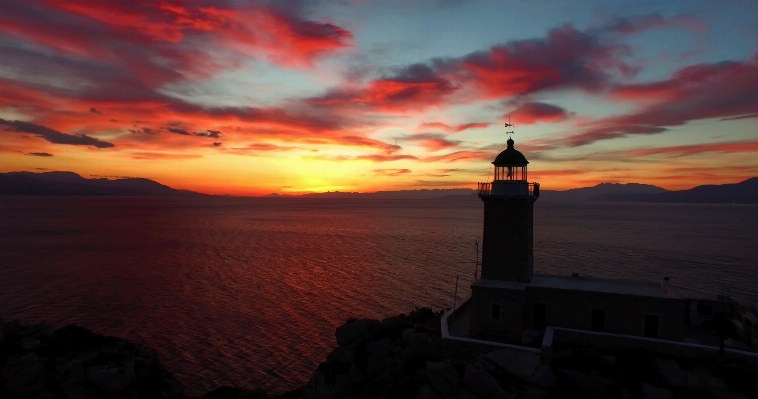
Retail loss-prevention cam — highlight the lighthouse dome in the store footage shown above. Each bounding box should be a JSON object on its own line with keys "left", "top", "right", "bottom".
{"left": 493, "top": 138, "right": 528, "bottom": 166}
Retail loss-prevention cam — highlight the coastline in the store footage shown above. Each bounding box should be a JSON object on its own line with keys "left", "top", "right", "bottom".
{"left": 3, "top": 310, "right": 757, "bottom": 399}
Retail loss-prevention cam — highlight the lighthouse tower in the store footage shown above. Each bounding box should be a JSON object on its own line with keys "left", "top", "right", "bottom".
{"left": 462, "top": 135, "right": 688, "bottom": 342}
{"left": 477, "top": 138, "right": 539, "bottom": 283}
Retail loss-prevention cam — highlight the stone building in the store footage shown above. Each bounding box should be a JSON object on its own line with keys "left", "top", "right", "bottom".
{"left": 466, "top": 138, "right": 688, "bottom": 342}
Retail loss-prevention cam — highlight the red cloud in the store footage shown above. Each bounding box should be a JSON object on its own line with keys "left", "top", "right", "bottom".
{"left": 443, "top": 24, "right": 633, "bottom": 99}
{"left": 421, "top": 151, "right": 491, "bottom": 163}
{"left": 308, "top": 64, "right": 458, "bottom": 112}
{"left": 559, "top": 53, "right": 758, "bottom": 147}
{"left": 398, "top": 133, "right": 461, "bottom": 151}
{"left": 308, "top": 16, "right": 689, "bottom": 114}
{"left": 373, "top": 169, "right": 412, "bottom": 176}
{"left": 510, "top": 102, "right": 570, "bottom": 125}
{"left": 420, "top": 122, "right": 489, "bottom": 133}
{"left": 625, "top": 140, "right": 758, "bottom": 158}
{"left": 0, "top": 0, "right": 352, "bottom": 88}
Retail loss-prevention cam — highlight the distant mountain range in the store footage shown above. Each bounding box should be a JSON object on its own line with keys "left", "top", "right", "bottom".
{"left": 586, "top": 178, "right": 758, "bottom": 204}
{"left": 2, "top": 171, "right": 756, "bottom": 203}
{"left": 0, "top": 171, "right": 204, "bottom": 196}
{"left": 268, "top": 188, "right": 475, "bottom": 200}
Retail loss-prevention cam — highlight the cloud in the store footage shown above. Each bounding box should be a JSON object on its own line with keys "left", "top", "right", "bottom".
{"left": 213, "top": 142, "right": 222, "bottom": 147}
{"left": 229, "top": 143, "right": 296, "bottom": 153}
{"left": 598, "top": 14, "right": 708, "bottom": 35}
{"left": 561, "top": 54, "right": 758, "bottom": 147}
{"left": 430, "top": 24, "right": 634, "bottom": 100}
{"left": 373, "top": 168, "right": 412, "bottom": 176}
{"left": 312, "top": 154, "right": 418, "bottom": 162}
{"left": 0, "top": 1, "right": 353, "bottom": 81}
{"left": 721, "top": 113, "right": 758, "bottom": 121}
{"left": 305, "top": 15, "right": 687, "bottom": 114}
{"left": 130, "top": 152, "right": 202, "bottom": 160}
{"left": 623, "top": 140, "right": 758, "bottom": 158}
{"left": 89, "top": 107, "right": 101, "bottom": 114}
{"left": 510, "top": 102, "right": 571, "bottom": 125}
{"left": 420, "top": 122, "right": 489, "bottom": 133}
{"left": 195, "top": 130, "right": 221, "bottom": 138}
{"left": 421, "top": 150, "right": 492, "bottom": 163}
{"left": 0, "top": 118, "right": 114, "bottom": 148}
{"left": 168, "top": 127, "right": 191, "bottom": 135}
{"left": 397, "top": 133, "right": 461, "bottom": 151}
{"left": 307, "top": 64, "right": 458, "bottom": 112}
{"left": 26, "top": 152, "right": 53, "bottom": 156}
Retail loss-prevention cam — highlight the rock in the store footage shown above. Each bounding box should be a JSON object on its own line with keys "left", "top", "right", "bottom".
{"left": 559, "top": 369, "right": 608, "bottom": 399}
{"left": 486, "top": 348, "right": 540, "bottom": 380}
{"left": 408, "top": 332, "right": 430, "bottom": 351}
{"left": 335, "top": 319, "right": 379, "bottom": 346}
{"left": 426, "top": 361, "right": 476, "bottom": 399}
{"left": 86, "top": 365, "right": 135, "bottom": 392}
{"left": 685, "top": 370, "right": 707, "bottom": 391}
{"left": 463, "top": 363, "right": 512, "bottom": 399}
{"left": 2, "top": 319, "right": 29, "bottom": 341}
{"left": 331, "top": 374, "right": 351, "bottom": 399}
{"left": 303, "top": 371, "right": 331, "bottom": 399}
{"left": 367, "top": 338, "right": 392, "bottom": 373}
{"left": 21, "top": 337, "right": 41, "bottom": 350}
{"left": 602, "top": 355, "right": 616, "bottom": 366}
{"left": 417, "top": 383, "right": 443, "bottom": 399}
{"left": 707, "top": 376, "right": 730, "bottom": 397}
{"left": 717, "top": 393, "right": 750, "bottom": 399}
{"left": 528, "top": 365, "right": 556, "bottom": 388}
{"left": 403, "top": 328, "right": 415, "bottom": 342}
{"left": 1, "top": 352, "right": 46, "bottom": 392}
{"left": 653, "top": 358, "right": 685, "bottom": 388}
{"left": 201, "top": 386, "right": 266, "bottom": 399}
{"left": 54, "top": 358, "right": 85, "bottom": 383}
{"left": 449, "top": 388, "right": 477, "bottom": 399}
{"left": 641, "top": 383, "right": 672, "bottom": 399}
{"left": 427, "top": 361, "right": 459, "bottom": 395}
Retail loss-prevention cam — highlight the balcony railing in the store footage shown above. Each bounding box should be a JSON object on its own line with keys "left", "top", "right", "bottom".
{"left": 478, "top": 181, "right": 539, "bottom": 198}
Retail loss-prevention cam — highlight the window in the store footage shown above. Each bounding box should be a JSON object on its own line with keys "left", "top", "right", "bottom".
{"left": 491, "top": 304, "right": 501, "bottom": 320}
{"left": 696, "top": 304, "right": 713, "bottom": 316}
{"left": 533, "top": 303, "right": 546, "bottom": 331}
{"left": 644, "top": 315, "right": 659, "bottom": 339}
{"left": 591, "top": 309, "right": 606, "bottom": 332}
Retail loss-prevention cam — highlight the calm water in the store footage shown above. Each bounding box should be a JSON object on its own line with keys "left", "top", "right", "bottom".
{"left": 1, "top": 197, "right": 756, "bottom": 395}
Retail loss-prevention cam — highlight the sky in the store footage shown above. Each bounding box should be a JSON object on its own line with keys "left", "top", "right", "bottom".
{"left": 1, "top": 0, "right": 757, "bottom": 196}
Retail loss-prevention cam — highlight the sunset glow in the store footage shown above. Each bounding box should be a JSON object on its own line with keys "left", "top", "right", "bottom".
{"left": 1, "top": 1, "right": 757, "bottom": 195}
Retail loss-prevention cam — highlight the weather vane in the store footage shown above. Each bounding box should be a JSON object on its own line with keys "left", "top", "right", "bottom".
{"left": 504, "top": 114, "right": 515, "bottom": 137}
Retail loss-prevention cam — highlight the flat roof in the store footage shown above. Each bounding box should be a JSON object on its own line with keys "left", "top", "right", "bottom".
{"left": 474, "top": 274, "right": 682, "bottom": 299}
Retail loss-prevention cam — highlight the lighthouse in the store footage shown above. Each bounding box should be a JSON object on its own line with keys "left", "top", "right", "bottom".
{"left": 463, "top": 135, "right": 687, "bottom": 342}
{"left": 477, "top": 137, "right": 539, "bottom": 283}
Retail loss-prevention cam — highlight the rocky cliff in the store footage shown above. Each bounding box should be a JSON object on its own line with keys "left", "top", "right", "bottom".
{"left": 0, "top": 319, "right": 295, "bottom": 399}
{"left": 3, "top": 310, "right": 757, "bottom": 399}
{"left": 301, "top": 308, "right": 758, "bottom": 399}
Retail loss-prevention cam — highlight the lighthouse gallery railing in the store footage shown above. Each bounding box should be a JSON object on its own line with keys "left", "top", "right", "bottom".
{"left": 478, "top": 182, "right": 539, "bottom": 197}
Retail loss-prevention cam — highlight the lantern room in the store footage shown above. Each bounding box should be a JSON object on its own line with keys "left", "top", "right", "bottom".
{"left": 493, "top": 138, "right": 528, "bottom": 181}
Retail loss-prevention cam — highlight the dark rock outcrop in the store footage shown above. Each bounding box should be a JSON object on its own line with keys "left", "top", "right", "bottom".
{"left": 0, "top": 319, "right": 184, "bottom": 399}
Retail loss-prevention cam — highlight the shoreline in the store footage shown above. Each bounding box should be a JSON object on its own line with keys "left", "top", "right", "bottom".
{"left": 3, "top": 309, "right": 757, "bottom": 399}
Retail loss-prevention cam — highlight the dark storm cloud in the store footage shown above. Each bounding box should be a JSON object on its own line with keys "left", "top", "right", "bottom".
{"left": 26, "top": 152, "right": 53, "bottom": 156}
{"left": 0, "top": 118, "right": 114, "bottom": 148}
{"left": 168, "top": 127, "right": 191, "bottom": 135}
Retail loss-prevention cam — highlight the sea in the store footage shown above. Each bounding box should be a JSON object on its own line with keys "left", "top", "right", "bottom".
{"left": 1, "top": 196, "right": 756, "bottom": 395}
